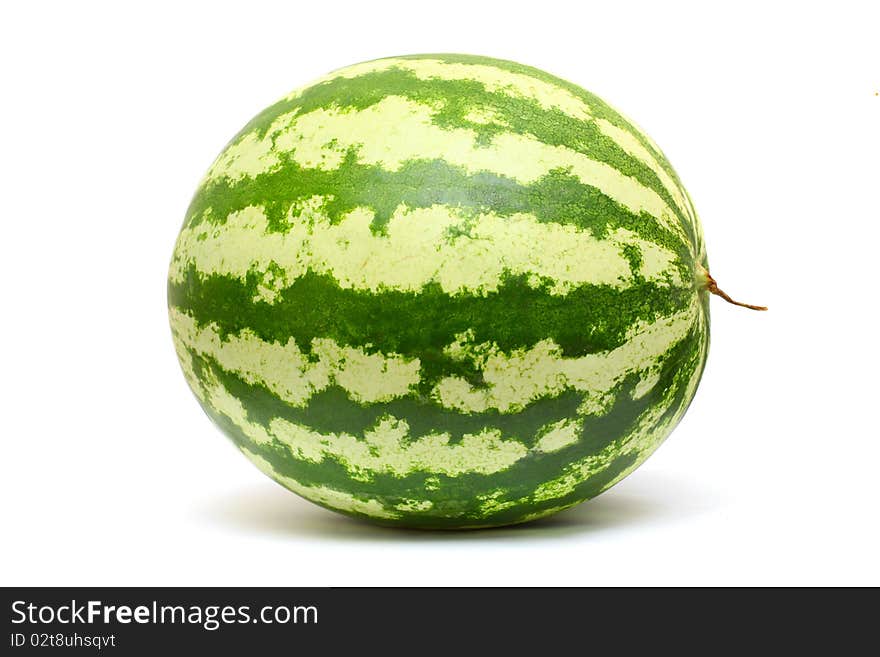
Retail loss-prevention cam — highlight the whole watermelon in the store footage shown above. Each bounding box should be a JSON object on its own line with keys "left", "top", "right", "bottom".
{"left": 168, "top": 54, "right": 712, "bottom": 528}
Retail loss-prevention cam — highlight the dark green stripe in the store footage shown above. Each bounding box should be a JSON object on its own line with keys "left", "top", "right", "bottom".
{"left": 206, "top": 59, "right": 697, "bottom": 250}
{"left": 169, "top": 266, "right": 694, "bottom": 390}
{"left": 194, "top": 348, "right": 585, "bottom": 445}
{"left": 186, "top": 153, "right": 693, "bottom": 279}
{"left": 397, "top": 53, "right": 701, "bottom": 249}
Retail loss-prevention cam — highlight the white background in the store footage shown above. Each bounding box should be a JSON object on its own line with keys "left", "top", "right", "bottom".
{"left": 2, "top": 1, "right": 878, "bottom": 586}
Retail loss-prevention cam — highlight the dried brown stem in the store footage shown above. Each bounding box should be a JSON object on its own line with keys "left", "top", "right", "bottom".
{"left": 703, "top": 270, "right": 767, "bottom": 311}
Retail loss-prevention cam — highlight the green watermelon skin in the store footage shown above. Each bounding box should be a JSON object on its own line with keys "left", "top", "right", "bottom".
{"left": 168, "top": 54, "right": 710, "bottom": 528}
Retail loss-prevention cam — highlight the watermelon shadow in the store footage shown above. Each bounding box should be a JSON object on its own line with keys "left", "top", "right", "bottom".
{"left": 197, "top": 470, "right": 721, "bottom": 541}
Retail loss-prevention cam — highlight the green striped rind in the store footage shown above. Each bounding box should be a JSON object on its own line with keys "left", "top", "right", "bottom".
{"left": 168, "top": 54, "right": 710, "bottom": 528}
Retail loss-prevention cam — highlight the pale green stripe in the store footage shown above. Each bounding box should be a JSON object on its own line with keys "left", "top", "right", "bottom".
{"left": 290, "top": 56, "right": 593, "bottom": 121}
{"left": 594, "top": 117, "right": 695, "bottom": 228}
{"left": 203, "top": 95, "right": 686, "bottom": 240}
{"left": 203, "top": 367, "right": 531, "bottom": 479}
{"left": 241, "top": 447, "right": 400, "bottom": 519}
{"left": 171, "top": 297, "right": 697, "bottom": 416}
{"left": 169, "top": 306, "right": 420, "bottom": 407}
{"left": 433, "top": 301, "right": 699, "bottom": 414}
{"left": 169, "top": 202, "right": 683, "bottom": 299}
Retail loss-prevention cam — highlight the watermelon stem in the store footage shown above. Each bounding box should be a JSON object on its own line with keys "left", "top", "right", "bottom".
{"left": 700, "top": 267, "right": 767, "bottom": 311}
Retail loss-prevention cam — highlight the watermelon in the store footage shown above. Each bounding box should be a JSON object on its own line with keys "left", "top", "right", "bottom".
{"left": 168, "top": 54, "right": 759, "bottom": 529}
